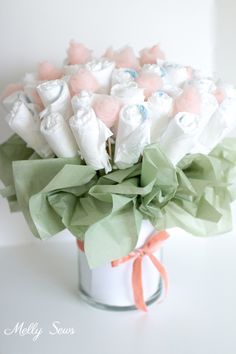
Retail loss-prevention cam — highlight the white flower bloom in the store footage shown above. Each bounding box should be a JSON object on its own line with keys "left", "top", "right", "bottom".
{"left": 85, "top": 58, "right": 115, "bottom": 94}
{"left": 40, "top": 112, "right": 78, "bottom": 158}
{"left": 159, "top": 112, "right": 201, "bottom": 165}
{"left": 37, "top": 80, "right": 73, "bottom": 119}
{"left": 5, "top": 99, "right": 53, "bottom": 158}
{"left": 148, "top": 91, "right": 173, "bottom": 142}
{"left": 69, "top": 107, "right": 112, "bottom": 172}
{"left": 111, "top": 81, "right": 144, "bottom": 105}
{"left": 114, "top": 104, "right": 150, "bottom": 169}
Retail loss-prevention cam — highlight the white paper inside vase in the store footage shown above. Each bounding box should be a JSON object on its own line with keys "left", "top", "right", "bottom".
{"left": 78, "top": 220, "right": 161, "bottom": 307}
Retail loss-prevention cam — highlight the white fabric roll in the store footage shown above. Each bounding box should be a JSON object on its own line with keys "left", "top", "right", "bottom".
{"left": 111, "top": 82, "right": 144, "bottom": 105}
{"left": 141, "top": 63, "right": 167, "bottom": 79}
{"left": 194, "top": 97, "right": 236, "bottom": 154}
{"left": 162, "top": 85, "right": 183, "bottom": 98}
{"left": 86, "top": 59, "right": 115, "bottom": 94}
{"left": 178, "top": 82, "right": 218, "bottom": 134}
{"left": 69, "top": 107, "right": 112, "bottom": 173}
{"left": 37, "top": 80, "right": 73, "bottom": 119}
{"left": 159, "top": 112, "right": 201, "bottom": 165}
{"left": 198, "top": 92, "right": 218, "bottom": 131}
{"left": 114, "top": 104, "right": 150, "bottom": 169}
{"left": 71, "top": 91, "right": 93, "bottom": 113}
{"left": 161, "top": 62, "right": 189, "bottom": 87}
{"left": 40, "top": 112, "right": 78, "bottom": 158}
{"left": 190, "top": 77, "right": 216, "bottom": 94}
{"left": 148, "top": 91, "right": 173, "bottom": 142}
{"left": 5, "top": 100, "right": 53, "bottom": 158}
{"left": 2, "top": 91, "right": 28, "bottom": 112}
{"left": 111, "top": 68, "right": 138, "bottom": 86}
{"left": 22, "top": 72, "right": 41, "bottom": 107}
{"left": 37, "top": 80, "right": 61, "bottom": 106}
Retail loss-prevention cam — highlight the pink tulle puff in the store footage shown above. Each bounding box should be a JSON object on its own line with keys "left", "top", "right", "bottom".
{"left": 69, "top": 69, "right": 99, "bottom": 95}
{"left": 0, "top": 83, "right": 23, "bottom": 101}
{"left": 104, "top": 46, "right": 140, "bottom": 70}
{"left": 38, "top": 61, "right": 63, "bottom": 81}
{"left": 93, "top": 95, "right": 121, "bottom": 128}
{"left": 186, "top": 66, "right": 194, "bottom": 79}
{"left": 30, "top": 89, "right": 44, "bottom": 110}
{"left": 136, "top": 72, "right": 163, "bottom": 99}
{"left": 67, "top": 41, "right": 93, "bottom": 65}
{"left": 139, "top": 44, "right": 166, "bottom": 66}
{"left": 103, "top": 46, "right": 114, "bottom": 61}
{"left": 213, "top": 87, "right": 226, "bottom": 104}
{"left": 174, "top": 86, "right": 201, "bottom": 115}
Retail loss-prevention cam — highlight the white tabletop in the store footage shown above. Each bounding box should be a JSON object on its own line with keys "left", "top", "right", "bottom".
{"left": 0, "top": 225, "right": 236, "bottom": 354}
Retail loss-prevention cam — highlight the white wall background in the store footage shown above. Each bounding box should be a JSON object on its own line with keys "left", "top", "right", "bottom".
{"left": 214, "top": 0, "right": 236, "bottom": 82}
{"left": 0, "top": 0, "right": 236, "bottom": 246}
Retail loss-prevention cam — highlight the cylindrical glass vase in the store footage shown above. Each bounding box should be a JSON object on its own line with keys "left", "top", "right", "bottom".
{"left": 78, "top": 220, "right": 163, "bottom": 311}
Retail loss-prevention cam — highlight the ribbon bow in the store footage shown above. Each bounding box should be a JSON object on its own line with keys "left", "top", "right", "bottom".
{"left": 77, "top": 230, "right": 169, "bottom": 312}
{"left": 111, "top": 230, "right": 169, "bottom": 312}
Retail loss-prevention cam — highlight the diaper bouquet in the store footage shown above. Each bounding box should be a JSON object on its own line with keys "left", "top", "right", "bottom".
{"left": 1, "top": 41, "right": 236, "bottom": 311}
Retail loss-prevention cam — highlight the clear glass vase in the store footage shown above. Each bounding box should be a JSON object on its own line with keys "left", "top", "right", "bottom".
{"left": 78, "top": 220, "right": 163, "bottom": 311}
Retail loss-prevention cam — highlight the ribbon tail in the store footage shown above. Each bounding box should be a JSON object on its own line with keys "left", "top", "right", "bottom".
{"left": 149, "top": 253, "right": 169, "bottom": 298}
{"left": 77, "top": 239, "right": 85, "bottom": 252}
{"left": 111, "top": 253, "right": 135, "bottom": 267}
{"left": 132, "top": 256, "right": 148, "bottom": 312}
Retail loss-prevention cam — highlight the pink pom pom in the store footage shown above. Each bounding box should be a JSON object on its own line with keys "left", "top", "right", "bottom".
{"left": 104, "top": 46, "right": 139, "bottom": 70}
{"left": 139, "top": 44, "right": 166, "bottom": 66}
{"left": 186, "top": 66, "right": 193, "bottom": 79}
{"left": 136, "top": 72, "right": 163, "bottom": 99}
{"left": 67, "top": 41, "right": 93, "bottom": 65}
{"left": 38, "top": 61, "right": 63, "bottom": 81}
{"left": 30, "top": 89, "right": 44, "bottom": 110}
{"left": 174, "top": 86, "right": 201, "bottom": 115}
{"left": 69, "top": 69, "right": 99, "bottom": 95}
{"left": 103, "top": 46, "right": 114, "bottom": 61}
{"left": 93, "top": 95, "right": 121, "bottom": 128}
{"left": 115, "top": 47, "right": 140, "bottom": 69}
{"left": 213, "top": 87, "right": 226, "bottom": 104}
{"left": 0, "top": 83, "right": 23, "bottom": 101}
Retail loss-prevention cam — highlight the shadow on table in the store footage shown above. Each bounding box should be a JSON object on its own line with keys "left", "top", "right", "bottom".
{"left": 0, "top": 242, "right": 82, "bottom": 303}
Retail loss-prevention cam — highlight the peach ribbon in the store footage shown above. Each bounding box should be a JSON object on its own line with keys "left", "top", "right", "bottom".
{"left": 76, "top": 230, "right": 169, "bottom": 312}
{"left": 77, "top": 239, "right": 85, "bottom": 252}
{"left": 111, "top": 230, "right": 169, "bottom": 311}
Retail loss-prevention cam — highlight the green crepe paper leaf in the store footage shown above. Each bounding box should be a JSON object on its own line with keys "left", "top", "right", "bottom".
{"left": 209, "top": 138, "right": 236, "bottom": 199}
{"left": 155, "top": 187, "right": 232, "bottom": 236}
{"left": 139, "top": 144, "right": 178, "bottom": 219}
{"left": 12, "top": 157, "right": 82, "bottom": 238}
{"left": 48, "top": 192, "right": 88, "bottom": 238}
{"left": 8, "top": 197, "right": 20, "bottom": 212}
{"left": 0, "top": 185, "right": 15, "bottom": 198}
{"left": 42, "top": 164, "right": 95, "bottom": 192}
{"left": 70, "top": 195, "right": 141, "bottom": 258}
{"left": 153, "top": 139, "right": 236, "bottom": 236}
{"left": 70, "top": 195, "right": 111, "bottom": 227}
{"left": 29, "top": 165, "right": 96, "bottom": 239}
{"left": 28, "top": 193, "right": 64, "bottom": 239}
{"left": 1, "top": 133, "right": 236, "bottom": 268}
{"left": 89, "top": 177, "right": 154, "bottom": 203}
{"left": 0, "top": 134, "right": 38, "bottom": 209}
{"left": 84, "top": 196, "right": 143, "bottom": 268}
{"left": 0, "top": 134, "right": 34, "bottom": 187}
{"left": 29, "top": 165, "right": 98, "bottom": 239}
{"left": 138, "top": 140, "right": 236, "bottom": 236}
{"left": 173, "top": 169, "right": 222, "bottom": 221}
{"left": 97, "top": 163, "right": 142, "bottom": 184}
